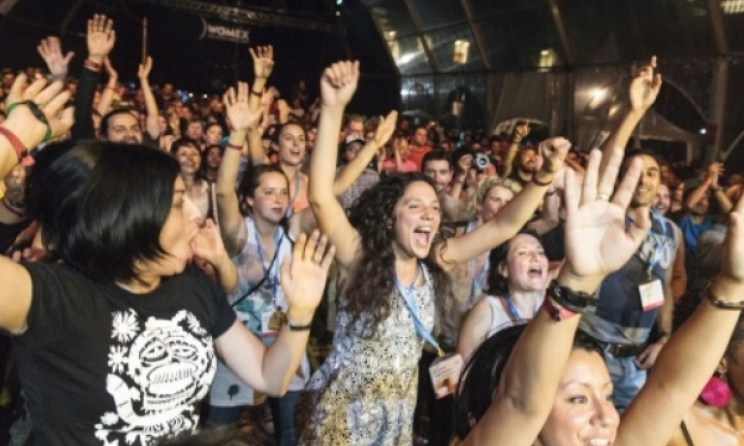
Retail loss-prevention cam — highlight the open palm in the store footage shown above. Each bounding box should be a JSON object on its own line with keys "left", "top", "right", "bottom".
{"left": 224, "top": 82, "right": 263, "bottom": 131}
{"left": 280, "top": 231, "right": 335, "bottom": 315}
{"left": 563, "top": 148, "right": 651, "bottom": 285}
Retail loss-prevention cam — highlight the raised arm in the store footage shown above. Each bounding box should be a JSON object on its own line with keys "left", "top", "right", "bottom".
{"left": 0, "top": 77, "right": 74, "bottom": 334}
{"left": 308, "top": 60, "right": 362, "bottom": 268}
{"left": 463, "top": 147, "right": 650, "bottom": 446}
{"left": 137, "top": 56, "right": 161, "bottom": 140}
{"left": 437, "top": 138, "right": 568, "bottom": 268}
{"left": 96, "top": 58, "right": 118, "bottom": 116}
{"left": 248, "top": 45, "right": 274, "bottom": 113}
{"left": 333, "top": 110, "right": 397, "bottom": 196}
{"left": 598, "top": 56, "right": 662, "bottom": 177}
{"left": 37, "top": 36, "right": 74, "bottom": 82}
{"left": 617, "top": 193, "right": 744, "bottom": 446}
{"left": 215, "top": 231, "right": 334, "bottom": 395}
{"left": 217, "top": 82, "right": 263, "bottom": 256}
{"left": 501, "top": 122, "right": 530, "bottom": 178}
{"left": 72, "top": 14, "right": 115, "bottom": 140}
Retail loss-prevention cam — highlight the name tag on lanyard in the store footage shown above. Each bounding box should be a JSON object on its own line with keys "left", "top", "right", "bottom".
{"left": 429, "top": 353, "right": 463, "bottom": 399}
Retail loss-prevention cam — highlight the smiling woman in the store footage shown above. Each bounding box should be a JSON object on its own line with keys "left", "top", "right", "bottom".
{"left": 300, "top": 58, "right": 564, "bottom": 445}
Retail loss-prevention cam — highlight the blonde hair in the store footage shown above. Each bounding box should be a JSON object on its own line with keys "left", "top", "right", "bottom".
{"left": 462, "top": 177, "right": 522, "bottom": 221}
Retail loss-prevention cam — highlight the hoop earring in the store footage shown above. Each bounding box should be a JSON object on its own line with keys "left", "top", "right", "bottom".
{"left": 700, "top": 372, "right": 731, "bottom": 407}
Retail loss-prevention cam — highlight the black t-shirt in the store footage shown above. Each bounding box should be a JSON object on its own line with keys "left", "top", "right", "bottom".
{"left": 13, "top": 263, "right": 236, "bottom": 446}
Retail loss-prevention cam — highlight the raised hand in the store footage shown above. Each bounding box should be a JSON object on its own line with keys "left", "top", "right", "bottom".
{"left": 538, "top": 137, "right": 570, "bottom": 174}
{"left": 706, "top": 161, "right": 724, "bottom": 184}
{"left": 103, "top": 57, "right": 118, "bottom": 81}
{"left": 320, "top": 60, "right": 360, "bottom": 108}
{"left": 87, "top": 14, "right": 116, "bottom": 63}
{"left": 629, "top": 56, "right": 662, "bottom": 112}
{"left": 372, "top": 111, "right": 398, "bottom": 147}
{"left": 512, "top": 122, "right": 530, "bottom": 141}
{"left": 249, "top": 45, "right": 275, "bottom": 80}
{"left": 280, "top": 230, "right": 335, "bottom": 319}
{"left": 223, "top": 82, "right": 263, "bottom": 132}
{"left": 138, "top": 56, "right": 153, "bottom": 80}
{"left": 721, "top": 193, "right": 744, "bottom": 285}
{"left": 37, "top": 36, "right": 74, "bottom": 79}
{"left": 3, "top": 74, "right": 74, "bottom": 149}
{"left": 190, "top": 219, "right": 227, "bottom": 265}
{"left": 561, "top": 147, "right": 651, "bottom": 290}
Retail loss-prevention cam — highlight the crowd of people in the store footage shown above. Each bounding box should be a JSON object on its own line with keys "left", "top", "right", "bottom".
{"left": 1, "top": 13, "right": 744, "bottom": 446}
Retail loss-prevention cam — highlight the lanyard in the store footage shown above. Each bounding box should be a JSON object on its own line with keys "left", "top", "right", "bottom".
{"left": 466, "top": 222, "right": 490, "bottom": 301}
{"left": 645, "top": 209, "right": 670, "bottom": 278}
{"left": 394, "top": 264, "right": 444, "bottom": 357}
{"left": 254, "top": 226, "right": 284, "bottom": 303}
{"left": 285, "top": 171, "right": 301, "bottom": 218}
{"left": 503, "top": 295, "right": 541, "bottom": 324}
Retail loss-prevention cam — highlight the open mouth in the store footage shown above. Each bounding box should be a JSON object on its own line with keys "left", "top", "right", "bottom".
{"left": 413, "top": 227, "right": 432, "bottom": 248}
{"left": 585, "top": 439, "right": 611, "bottom": 446}
{"left": 527, "top": 266, "right": 543, "bottom": 278}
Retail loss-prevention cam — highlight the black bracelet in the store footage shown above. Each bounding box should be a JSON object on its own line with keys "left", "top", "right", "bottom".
{"left": 287, "top": 320, "right": 312, "bottom": 331}
{"left": 547, "top": 280, "right": 596, "bottom": 313}
{"left": 250, "top": 89, "right": 263, "bottom": 97}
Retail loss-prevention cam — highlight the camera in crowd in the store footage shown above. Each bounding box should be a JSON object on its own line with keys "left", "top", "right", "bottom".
{"left": 473, "top": 153, "right": 490, "bottom": 171}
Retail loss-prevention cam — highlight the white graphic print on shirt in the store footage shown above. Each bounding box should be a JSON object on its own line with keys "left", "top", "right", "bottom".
{"left": 94, "top": 309, "right": 216, "bottom": 445}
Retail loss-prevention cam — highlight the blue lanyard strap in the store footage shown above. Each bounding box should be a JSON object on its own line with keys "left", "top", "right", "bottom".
{"left": 254, "top": 226, "right": 284, "bottom": 304}
{"left": 394, "top": 264, "right": 443, "bottom": 357}
{"left": 503, "top": 295, "right": 541, "bottom": 324}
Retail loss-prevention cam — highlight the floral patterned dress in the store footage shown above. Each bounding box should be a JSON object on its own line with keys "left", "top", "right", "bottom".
{"left": 297, "top": 266, "right": 435, "bottom": 445}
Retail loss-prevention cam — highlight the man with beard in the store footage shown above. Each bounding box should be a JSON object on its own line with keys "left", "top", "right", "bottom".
{"left": 98, "top": 108, "right": 143, "bottom": 145}
{"left": 501, "top": 122, "right": 533, "bottom": 186}
{"left": 422, "top": 150, "right": 460, "bottom": 221}
{"left": 579, "top": 149, "right": 681, "bottom": 412}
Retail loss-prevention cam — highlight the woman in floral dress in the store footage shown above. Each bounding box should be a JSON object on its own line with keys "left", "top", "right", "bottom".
{"left": 301, "top": 60, "right": 566, "bottom": 445}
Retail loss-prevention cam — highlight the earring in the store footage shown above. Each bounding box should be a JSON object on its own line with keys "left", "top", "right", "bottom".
{"left": 700, "top": 372, "right": 731, "bottom": 407}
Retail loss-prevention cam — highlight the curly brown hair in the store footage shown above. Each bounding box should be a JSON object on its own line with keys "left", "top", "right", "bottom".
{"left": 344, "top": 173, "right": 453, "bottom": 337}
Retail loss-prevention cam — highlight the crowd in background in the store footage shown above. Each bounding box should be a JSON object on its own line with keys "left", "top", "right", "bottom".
{"left": 1, "top": 13, "right": 744, "bottom": 446}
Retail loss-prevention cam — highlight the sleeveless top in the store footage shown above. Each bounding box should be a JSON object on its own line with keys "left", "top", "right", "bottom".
{"left": 209, "top": 216, "right": 309, "bottom": 406}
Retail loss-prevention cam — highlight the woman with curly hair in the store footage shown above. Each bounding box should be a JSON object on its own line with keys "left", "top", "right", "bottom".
{"left": 300, "top": 60, "right": 567, "bottom": 445}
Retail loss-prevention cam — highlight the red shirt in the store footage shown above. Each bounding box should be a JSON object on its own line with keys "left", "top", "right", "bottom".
{"left": 407, "top": 145, "right": 432, "bottom": 171}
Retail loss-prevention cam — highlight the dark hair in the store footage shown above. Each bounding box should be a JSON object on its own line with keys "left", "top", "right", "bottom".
{"left": 484, "top": 228, "right": 542, "bottom": 296}
{"left": 422, "top": 150, "right": 453, "bottom": 171}
{"left": 344, "top": 173, "right": 453, "bottom": 336}
{"left": 30, "top": 142, "right": 180, "bottom": 284}
{"left": 237, "top": 164, "right": 289, "bottom": 216}
{"left": 621, "top": 148, "right": 661, "bottom": 174}
{"left": 26, "top": 140, "right": 103, "bottom": 255}
{"left": 99, "top": 108, "right": 139, "bottom": 139}
{"left": 272, "top": 122, "right": 305, "bottom": 145}
{"left": 454, "top": 325, "right": 603, "bottom": 440}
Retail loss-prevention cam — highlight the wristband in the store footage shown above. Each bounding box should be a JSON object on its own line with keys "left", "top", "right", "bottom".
{"left": 542, "top": 296, "right": 579, "bottom": 321}
{"left": 0, "top": 126, "right": 33, "bottom": 167}
{"left": 287, "top": 320, "right": 312, "bottom": 331}
{"left": 226, "top": 142, "right": 243, "bottom": 151}
{"left": 706, "top": 284, "right": 744, "bottom": 310}
{"left": 1, "top": 197, "right": 27, "bottom": 218}
{"left": 546, "top": 280, "right": 596, "bottom": 313}
{"left": 251, "top": 89, "right": 263, "bottom": 97}
{"left": 84, "top": 58, "right": 102, "bottom": 72}
{"left": 532, "top": 174, "right": 552, "bottom": 187}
